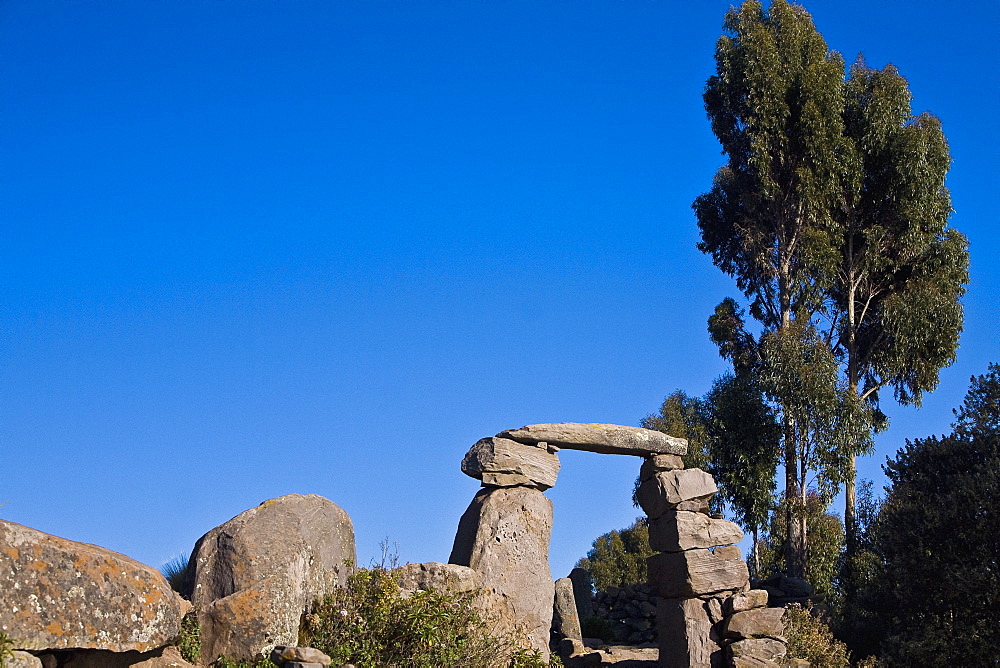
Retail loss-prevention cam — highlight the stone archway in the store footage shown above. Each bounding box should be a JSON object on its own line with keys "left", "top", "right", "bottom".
{"left": 449, "top": 423, "right": 788, "bottom": 667}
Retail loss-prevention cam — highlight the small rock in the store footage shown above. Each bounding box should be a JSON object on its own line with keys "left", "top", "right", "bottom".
{"left": 270, "top": 645, "right": 332, "bottom": 665}
{"left": 724, "top": 608, "right": 786, "bottom": 640}
{"left": 725, "top": 590, "right": 769, "bottom": 614}
{"left": 639, "top": 454, "right": 685, "bottom": 481}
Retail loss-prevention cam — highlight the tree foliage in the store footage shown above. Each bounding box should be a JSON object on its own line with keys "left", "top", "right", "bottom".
{"left": 864, "top": 365, "right": 999, "bottom": 666}
{"left": 832, "top": 55, "right": 968, "bottom": 556}
{"left": 756, "top": 491, "right": 844, "bottom": 601}
{"left": 575, "top": 517, "right": 653, "bottom": 591}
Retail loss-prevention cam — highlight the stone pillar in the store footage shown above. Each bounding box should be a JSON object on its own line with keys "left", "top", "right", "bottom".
{"left": 449, "top": 436, "right": 560, "bottom": 660}
{"left": 637, "top": 458, "right": 751, "bottom": 668}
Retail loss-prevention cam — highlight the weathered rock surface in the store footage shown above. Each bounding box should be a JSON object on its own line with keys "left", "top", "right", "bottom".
{"left": 723, "top": 608, "right": 785, "bottom": 640}
{"left": 394, "top": 562, "right": 479, "bottom": 596}
{"left": 185, "top": 494, "right": 355, "bottom": 663}
{"left": 8, "top": 652, "right": 42, "bottom": 668}
{"left": 728, "top": 637, "right": 786, "bottom": 661}
{"left": 648, "top": 511, "right": 744, "bottom": 552}
{"left": 639, "top": 455, "right": 685, "bottom": 481}
{"left": 636, "top": 470, "right": 718, "bottom": 519}
{"left": 449, "top": 486, "right": 554, "bottom": 659}
{"left": 553, "top": 577, "right": 583, "bottom": 641}
{"left": 462, "top": 437, "right": 560, "bottom": 489}
{"left": 713, "top": 545, "right": 742, "bottom": 561}
{"left": 0, "top": 519, "right": 186, "bottom": 653}
{"left": 647, "top": 549, "right": 749, "bottom": 598}
{"left": 725, "top": 590, "right": 769, "bottom": 615}
{"left": 270, "top": 645, "right": 332, "bottom": 665}
{"left": 656, "top": 597, "right": 721, "bottom": 668}
{"left": 499, "top": 423, "right": 687, "bottom": 457}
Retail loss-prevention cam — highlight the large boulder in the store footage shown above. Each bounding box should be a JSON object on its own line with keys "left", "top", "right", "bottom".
{"left": 0, "top": 519, "right": 186, "bottom": 653}
{"left": 461, "top": 437, "right": 560, "bottom": 490}
{"left": 185, "top": 494, "right": 355, "bottom": 663}
{"left": 449, "top": 486, "right": 554, "bottom": 660}
{"left": 498, "top": 423, "right": 687, "bottom": 457}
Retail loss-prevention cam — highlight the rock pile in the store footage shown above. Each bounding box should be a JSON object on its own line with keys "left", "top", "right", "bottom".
{"left": 590, "top": 582, "right": 661, "bottom": 644}
{"left": 638, "top": 456, "right": 789, "bottom": 667}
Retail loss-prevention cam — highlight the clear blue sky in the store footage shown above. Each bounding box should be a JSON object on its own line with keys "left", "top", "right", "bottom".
{"left": 2, "top": 1, "right": 997, "bottom": 579}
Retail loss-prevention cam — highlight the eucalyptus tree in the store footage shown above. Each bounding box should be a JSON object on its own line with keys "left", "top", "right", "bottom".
{"left": 832, "top": 58, "right": 968, "bottom": 557}
{"left": 694, "top": 0, "right": 853, "bottom": 577}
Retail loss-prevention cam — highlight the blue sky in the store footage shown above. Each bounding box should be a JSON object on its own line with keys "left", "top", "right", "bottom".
{"left": 2, "top": 0, "right": 997, "bottom": 579}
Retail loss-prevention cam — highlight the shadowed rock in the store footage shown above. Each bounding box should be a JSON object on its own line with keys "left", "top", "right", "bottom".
{"left": 498, "top": 423, "right": 687, "bottom": 457}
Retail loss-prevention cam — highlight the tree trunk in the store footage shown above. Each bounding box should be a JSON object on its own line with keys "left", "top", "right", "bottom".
{"left": 783, "top": 419, "right": 807, "bottom": 579}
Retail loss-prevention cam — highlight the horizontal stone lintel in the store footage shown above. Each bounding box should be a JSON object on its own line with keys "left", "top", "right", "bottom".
{"left": 498, "top": 423, "right": 687, "bottom": 457}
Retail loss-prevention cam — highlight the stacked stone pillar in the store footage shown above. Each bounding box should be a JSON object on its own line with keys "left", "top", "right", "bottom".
{"left": 637, "top": 457, "right": 788, "bottom": 667}
{"left": 449, "top": 435, "right": 560, "bottom": 659}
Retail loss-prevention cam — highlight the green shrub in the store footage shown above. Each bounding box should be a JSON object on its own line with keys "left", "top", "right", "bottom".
{"left": 160, "top": 553, "right": 191, "bottom": 596}
{"left": 177, "top": 612, "right": 201, "bottom": 663}
{"left": 0, "top": 632, "right": 14, "bottom": 668}
{"left": 781, "top": 604, "right": 850, "bottom": 668}
{"left": 580, "top": 616, "right": 614, "bottom": 643}
{"left": 301, "top": 564, "right": 551, "bottom": 668}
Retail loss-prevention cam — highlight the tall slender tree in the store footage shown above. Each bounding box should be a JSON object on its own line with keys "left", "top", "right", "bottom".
{"left": 831, "top": 58, "right": 968, "bottom": 558}
{"left": 695, "top": 0, "right": 851, "bottom": 577}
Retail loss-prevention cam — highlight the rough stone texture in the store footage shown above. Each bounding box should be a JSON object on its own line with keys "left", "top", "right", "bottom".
{"left": 636, "top": 470, "right": 718, "bottom": 519}
{"left": 648, "top": 511, "right": 744, "bottom": 552}
{"left": 0, "top": 519, "right": 186, "bottom": 653}
{"left": 729, "top": 657, "right": 780, "bottom": 668}
{"left": 270, "top": 645, "right": 332, "bottom": 665}
{"left": 639, "top": 455, "right": 686, "bottom": 483}
{"left": 553, "top": 577, "right": 583, "bottom": 641}
{"left": 728, "top": 638, "right": 786, "bottom": 661}
{"left": 723, "top": 608, "right": 786, "bottom": 640}
{"left": 568, "top": 567, "right": 595, "bottom": 622}
{"left": 186, "top": 494, "right": 356, "bottom": 663}
{"left": 8, "top": 652, "right": 42, "bottom": 668}
{"left": 647, "top": 549, "right": 749, "bottom": 598}
{"left": 656, "top": 598, "right": 722, "bottom": 668}
{"left": 499, "top": 423, "right": 687, "bottom": 457}
{"left": 394, "top": 562, "right": 478, "bottom": 596}
{"left": 713, "top": 545, "right": 742, "bottom": 561}
{"left": 725, "top": 590, "right": 769, "bottom": 615}
{"left": 590, "top": 583, "right": 661, "bottom": 645}
{"left": 462, "top": 437, "right": 560, "bottom": 490}
{"left": 449, "top": 486, "right": 554, "bottom": 660}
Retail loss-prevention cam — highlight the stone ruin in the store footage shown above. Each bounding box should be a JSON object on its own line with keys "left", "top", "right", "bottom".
{"left": 451, "top": 422, "right": 790, "bottom": 667}
{"left": 0, "top": 422, "right": 790, "bottom": 668}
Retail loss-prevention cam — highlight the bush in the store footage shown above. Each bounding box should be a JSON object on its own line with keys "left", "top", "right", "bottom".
{"left": 0, "top": 632, "right": 14, "bottom": 668}
{"left": 177, "top": 612, "right": 201, "bottom": 664}
{"left": 781, "top": 604, "right": 850, "bottom": 668}
{"left": 575, "top": 517, "right": 653, "bottom": 590}
{"left": 301, "top": 564, "right": 552, "bottom": 668}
